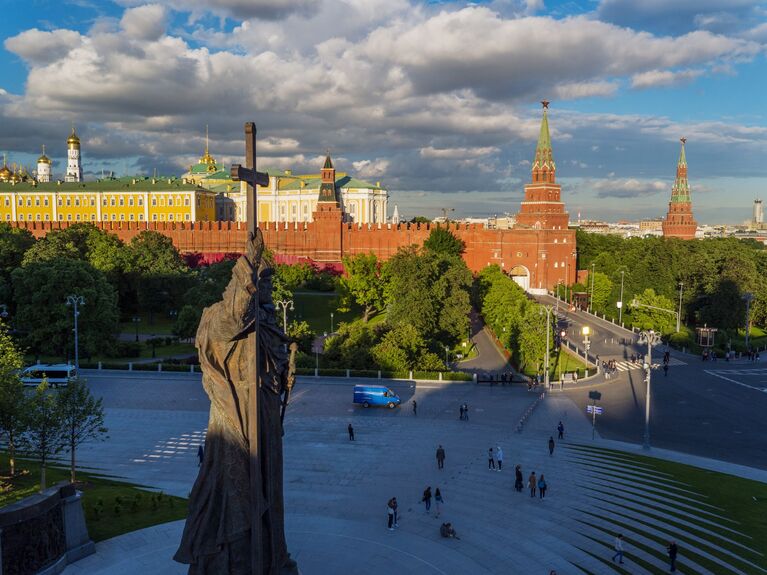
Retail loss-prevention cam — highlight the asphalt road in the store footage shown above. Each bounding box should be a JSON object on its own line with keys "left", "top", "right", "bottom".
{"left": 534, "top": 295, "right": 767, "bottom": 469}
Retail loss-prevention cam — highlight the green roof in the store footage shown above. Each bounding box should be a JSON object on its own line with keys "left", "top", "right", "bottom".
{"left": 533, "top": 107, "right": 555, "bottom": 171}
{"left": 671, "top": 141, "right": 691, "bottom": 203}
{"left": 0, "top": 176, "right": 209, "bottom": 193}
{"left": 323, "top": 154, "right": 334, "bottom": 169}
{"left": 278, "top": 174, "right": 381, "bottom": 191}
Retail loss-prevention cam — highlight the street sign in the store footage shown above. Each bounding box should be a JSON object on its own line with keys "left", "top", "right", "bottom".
{"left": 588, "top": 390, "right": 602, "bottom": 401}
{"left": 616, "top": 301, "right": 623, "bottom": 309}
{"left": 586, "top": 405, "right": 604, "bottom": 415}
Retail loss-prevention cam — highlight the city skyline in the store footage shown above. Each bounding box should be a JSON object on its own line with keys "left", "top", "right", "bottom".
{"left": 1, "top": 0, "right": 766, "bottom": 224}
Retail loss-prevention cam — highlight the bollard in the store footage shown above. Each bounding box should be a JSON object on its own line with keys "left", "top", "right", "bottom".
{"left": 409, "top": 370, "right": 413, "bottom": 380}
{"left": 190, "top": 364, "right": 194, "bottom": 373}
{"left": 98, "top": 362, "right": 102, "bottom": 370}
{"left": 473, "top": 373, "right": 477, "bottom": 383}
{"left": 128, "top": 362, "right": 133, "bottom": 371}
{"left": 378, "top": 370, "right": 381, "bottom": 379}
{"left": 314, "top": 368, "right": 318, "bottom": 377}
{"left": 585, "top": 369, "right": 588, "bottom": 378}
{"left": 346, "top": 369, "right": 350, "bottom": 378}
{"left": 158, "top": 363, "right": 162, "bottom": 372}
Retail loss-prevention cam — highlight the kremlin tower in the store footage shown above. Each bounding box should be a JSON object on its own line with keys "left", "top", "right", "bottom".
{"left": 515, "top": 101, "right": 570, "bottom": 230}
{"left": 65, "top": 126, "right": 83, "bottom": 182}
{"left": 662, "top": 138, "right": 697, "bottom": 240}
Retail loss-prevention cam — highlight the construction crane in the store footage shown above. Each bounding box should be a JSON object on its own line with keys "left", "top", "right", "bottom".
{"left": 440, "top": 207, "right": 455, "bottom": 222}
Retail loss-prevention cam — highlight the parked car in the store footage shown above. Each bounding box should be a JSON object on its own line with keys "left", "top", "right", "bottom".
{"left": 353, "top": 384, "right": 400, "bottom": 409}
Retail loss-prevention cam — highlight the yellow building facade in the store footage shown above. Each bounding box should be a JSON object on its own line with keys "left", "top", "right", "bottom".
{"left": 0, "top": 177, "right": 216, "bottom": 223}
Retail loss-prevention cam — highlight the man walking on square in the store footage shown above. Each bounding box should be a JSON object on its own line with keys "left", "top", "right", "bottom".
{"left": 495, "top": 445, "right": 503, "bottom": 471}
{"left": 548, "top": 436, "right": 556, "bottom": 456}
{"left": 488, "top": 447, "right": 496, "bottom": 470}
{"left": 557, "top": 421, "right": 564, "bottom": 440}
{"left": 412, "top": 400, "right": 417, "bottom": 416}
{"left": 667, "top": 540, "right": 678, "bottom": 572}
{"left": 528, "top": 471, "right": 537, "bottom": 497}
{"left": 348, "top": 423, "right": 355, "bottom": 441}
{"left": 612, "top": 534, "right": 625, "bottom": 564}
{"left": 436, "top": 445, "right": 446, "bottom": 469}
{"left": 459, "top": 404, "right": 464, "bottom": 420}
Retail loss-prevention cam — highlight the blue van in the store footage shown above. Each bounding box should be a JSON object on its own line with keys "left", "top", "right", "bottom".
{"left": 353, "top": 385, "right": 400, "bottom": 409}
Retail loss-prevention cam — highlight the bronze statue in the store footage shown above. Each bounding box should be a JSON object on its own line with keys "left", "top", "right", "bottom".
{"left": 174, "top": 229, "right": 298, "bottom": 574}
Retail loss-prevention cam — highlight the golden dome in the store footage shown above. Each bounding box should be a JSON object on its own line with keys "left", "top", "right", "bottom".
{"left": 67, "top": 126, "right": 81, "bottom": 147}
{"left": 38, "top": 145, "right": 51, "bottom": 165}
{"left": 0, "top": 166, "right": 11, "bottom": 182}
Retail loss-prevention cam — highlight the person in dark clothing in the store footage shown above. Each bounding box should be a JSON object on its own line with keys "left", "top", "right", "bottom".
{"left": 436, "top": 445, "right": 446, "bottom": 469}
{"left": 514, "top": 465, "right": 523, "bottom": 492}
{"left": 557, "top": 421, "right": 564, "bottom": 440}
{"left": 488, "top": 447, "right": 496, "bottom": 470}
{"left": 667, "top": 541, "right": 678, "bottom": 572}
{"left": 422, "top": 486, "right": 432, "bottom": 512}
{"left": 548, "top": 436, "right": 556, "bottom": 456}
{"left": 348, "top": 423, "right": 354, "bottom": 441}
{"left": 440, "top": 522, "right": 459, "bottom": 539}
{"left": 412, "top": 400, "right": 417, "bottom": 416}
{"left": 463, "top": 403, "right": 469, "bottom": 420}
{"left": 197, "top": 444, "right": 204, "bottom": 467}
{"left": 459, "top": 405, "right": 465, "bottom": 420}
{"left": 538, "top": 474, "right": 547, "bottom": 499}
{"left": 663, "top": 363, "right": 669, "bottom": 376}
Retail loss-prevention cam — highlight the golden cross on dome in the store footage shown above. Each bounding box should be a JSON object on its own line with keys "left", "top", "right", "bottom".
{"left": 680, "top": 137, "right": 687, "bottom": 144}
{"left": 541, "top": 100, "right": 550, "bottom": 109}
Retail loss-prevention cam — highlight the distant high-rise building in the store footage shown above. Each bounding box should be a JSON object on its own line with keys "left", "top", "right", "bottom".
{"left": 662, "top": 138, "right": 697, "bottom": 240}
{"left": 753, "top": 199, "right": 763, "bottom": 226}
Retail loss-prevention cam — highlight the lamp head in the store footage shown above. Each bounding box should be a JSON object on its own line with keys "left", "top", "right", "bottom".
{"left": 581, "top": 326, "right": 590, "bottom": 337}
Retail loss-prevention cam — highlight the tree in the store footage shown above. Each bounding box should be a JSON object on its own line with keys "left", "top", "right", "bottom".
{"left": 423, "top": 226, "right": 465, "bottom": 257}
{"left": 57, "top": 379, "right": 108, "bottom": 483}
{"left": 628, "top": 289, "right": 677, "bottom": 334}
{"left": 174, "top": 305, "right": 201, "bottom": 341}
{"left": 339, "top": 253, "right": 385, "bottom": 321}
{"left": 286, "top": 320, "right": 315, "bottom": 355}
{"left": 22, "top": 381, "right": 66, "bottom": 491}
{"left": 0, "top": 223, "right": 35, "bottom": 304}
{"left": 0, "top": 322, "right": 28, "bottom": 476}
{"left": 12, "top": 259, "right": 120, "bottom": 358}
{"left": 589, "top": 272, "right": 613, "bottom": 313}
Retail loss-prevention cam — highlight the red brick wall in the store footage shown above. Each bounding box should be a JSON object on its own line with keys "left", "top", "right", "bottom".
{"left": 10, "top": 217, "right": 576, "bottom": 290}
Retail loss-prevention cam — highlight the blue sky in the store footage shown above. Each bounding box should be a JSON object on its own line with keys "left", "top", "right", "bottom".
{"left": 1, "top": 0, "right": 766, "bottom": 223}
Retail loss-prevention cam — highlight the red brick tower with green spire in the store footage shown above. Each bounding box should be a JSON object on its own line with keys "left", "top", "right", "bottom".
{"left": 515, "top": 101, "right": 570, "bottom": 230}
{"left": 662, "top": 138, "right": 698, "bottom": 240}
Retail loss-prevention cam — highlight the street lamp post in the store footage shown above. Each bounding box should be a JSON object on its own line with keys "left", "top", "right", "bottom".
{"left": 275, "top": 299, "right": 294, "bottom": 334}
{"left": 677, "top": 282, "right": 684, "bottom": 333}
{"left": 330, "top": 312, "right": 335, "bottom": 334}
{"left": 540, "top": 305, "right": 554, "bottom": 388}
{"left": 132, "top": 316, "right": 141, "bottom": 343}
{"left": 639, "top": 329, "right": 661, "bottom": 449}
{"left": 618, "top": 271, "right": 625, "bottom": 324}
{"left": 445, "top": 346, "right": 449, "bottom": 368}
{"left": 588, "top": 263, "right": 596, "bottom": 313}
{"left": 630, "top": 299, "right": 680, "bottom": 333}
{"left": 581, "top": 325, "right": 591, "bottom": 362}
{"left": 66, "top": 295, "right": 85, "bottom": 371}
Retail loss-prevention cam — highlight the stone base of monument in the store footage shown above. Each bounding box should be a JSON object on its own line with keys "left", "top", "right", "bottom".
{"left": 0, "top": 482, "right": 95, "bottom": 575}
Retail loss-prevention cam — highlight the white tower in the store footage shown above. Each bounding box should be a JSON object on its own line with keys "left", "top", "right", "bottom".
{"left": 36, "top": 145, "right": 52, "bottom": 183}
{"left": 65, "top": 126, "right": 82, "bottom": 182}
{"left": 753, "top": 199, "right": 763, "bottom": 226}
{"left": 392, "top": 204, "right": 400, "bottom": 225}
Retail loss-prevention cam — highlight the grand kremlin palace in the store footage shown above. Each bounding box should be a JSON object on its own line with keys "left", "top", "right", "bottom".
{"left": 0, "top": 128, "right": 388, "bottom": 225}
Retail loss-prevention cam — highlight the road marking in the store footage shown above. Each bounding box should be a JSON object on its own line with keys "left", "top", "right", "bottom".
{"left": 704, "top": 370, "right": 767, "bottom": 392}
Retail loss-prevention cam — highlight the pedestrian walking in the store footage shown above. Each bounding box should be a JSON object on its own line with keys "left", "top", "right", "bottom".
{"left": 434, "top": 488, "right": 444, "bottom": 517}
{"left": 667, "top": 540, "right": 678, "bottom": 572}
{"left": 392, "top": 497, "right": 399, "bottom": 527}
{"left": 412, "top": 400, "right": 417, "bottom": 416}
{"left": 459, "top": 404, "right": 465, "bottom": 420}
{"left": 463, "top": 403, "right": 469, "bottom": 420}
{"left": 348, "top": 423, "right": 355, "bottom": 441}
{"left": 387, "top": 499, "right": 395, "bottom": 531}
{"left": 197, "top": 444, "right": 204, "bottom": 467}
{"left": 422, "top": 486, "right": 432, "bottom": 512}
{"left": 557, "top": 421, "right": 564, "bottom": 440}
{"left": 663, "top": 363, "right": 669, "bottom": 377}
{"left": 436, "top": 445, "right": 446, "bottom": 469}
{"left": 514, "top": 465, "right": 524, "bottom": 492}
{"left": 488, "top": 447, "right": 496, "bottom": 470}
{"left": 528, "top": 471, "right": 537, "bottom": 497}
{"left": 612, "top": 534, "right": 625, "bottom": 564}
{"left": 548, "top": 436, "right": 556, "bottom": 456}
{"left": 495, "top": 445, "right": 503, "bottom": 471}
{"left": 538, "top": 474, "right": 547, "bottom": 499}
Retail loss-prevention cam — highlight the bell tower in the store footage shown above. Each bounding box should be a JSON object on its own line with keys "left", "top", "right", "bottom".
{"left": 662, "top": 138, "right": 698, "bottom": 240}
{"left": 65, "top": 125, "right": 82, "bottom": 182}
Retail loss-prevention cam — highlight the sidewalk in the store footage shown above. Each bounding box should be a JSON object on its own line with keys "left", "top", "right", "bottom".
{"left": 63, "top": 393, "right": 767, "bottom": 575}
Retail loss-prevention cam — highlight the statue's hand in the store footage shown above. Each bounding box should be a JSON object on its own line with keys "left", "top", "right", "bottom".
{"left": 246, "top": 230, "right": 264, "bottom": 269}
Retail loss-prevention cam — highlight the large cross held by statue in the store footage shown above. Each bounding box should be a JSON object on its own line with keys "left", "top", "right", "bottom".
{"left": 230, "top": 122, "right": 270, "bottom": 574}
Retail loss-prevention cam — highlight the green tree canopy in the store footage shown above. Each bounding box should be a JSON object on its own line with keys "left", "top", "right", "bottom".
{"left": 0, "top": 321, "right": 28, "bottom": 476}
{"left": 57, "top": 378, "right": 107, "bottom": 483}
{"left": 339, "top": 253, "right": 385, "bottom": 321}
{"left": 423, "top": 226, "right": 465, "bottom": 257}
{"left": 22, "top": 381, "right": 66, "bottom": 491}
{"left": 12, "top": 259, "right": 119, "bottom": 357}
{"left": 628, "top": 289, "right": 678, "bottom": 334}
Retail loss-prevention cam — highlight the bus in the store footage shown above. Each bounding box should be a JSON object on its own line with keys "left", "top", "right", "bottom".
{"left": 20, "top": 364, "right": 78, "bottom": 388}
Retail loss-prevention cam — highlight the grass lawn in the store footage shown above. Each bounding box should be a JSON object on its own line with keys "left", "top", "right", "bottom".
{"left": 0, "top": 454, "right": 187, "bottom": 542}
{"left": 519, "top": 348, "right": 589, "bottom": 378}
{"left": 567, "top": 444, "right": 767, "bottom": 571}
{"left": 291, "top": 291, "right": 364, "bottom": 334}
{"left": 119, "top": 312, "right": 177, "bottom": 336}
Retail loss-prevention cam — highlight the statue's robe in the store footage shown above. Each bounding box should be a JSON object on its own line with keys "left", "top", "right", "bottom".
{"left": 174, "top": 244, "right": 290, "bottom": 574}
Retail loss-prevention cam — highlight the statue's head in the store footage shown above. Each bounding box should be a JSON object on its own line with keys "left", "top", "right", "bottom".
{"left": 258, "top": 266, "right": 274, "bottom": 306}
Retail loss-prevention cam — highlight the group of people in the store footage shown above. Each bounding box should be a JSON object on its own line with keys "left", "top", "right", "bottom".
{"left": 458, "top": 403, "right": 470, "bottom": 420}
{"left": 600, "top": 359, "right": 619, "bottom": 379}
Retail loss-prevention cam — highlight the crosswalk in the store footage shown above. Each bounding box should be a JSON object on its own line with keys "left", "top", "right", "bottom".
{"left": 603, "top": 357, "right": 687, "bottom": 372}
{"left": 704, "top": 368, "right": 767, "bottom": 376}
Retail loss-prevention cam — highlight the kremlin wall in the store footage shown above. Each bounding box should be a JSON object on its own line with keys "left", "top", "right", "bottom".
{"left": 3, "top": 103, "right": 699, "bottom": 292}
